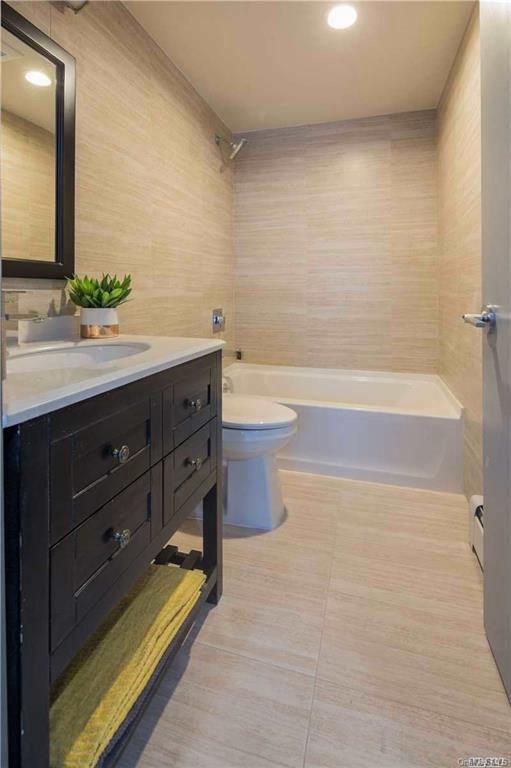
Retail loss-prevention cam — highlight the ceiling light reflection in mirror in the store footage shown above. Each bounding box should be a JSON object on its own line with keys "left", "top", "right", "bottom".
{"left": 327, "top": 4, "right": 358, "bottom": 30}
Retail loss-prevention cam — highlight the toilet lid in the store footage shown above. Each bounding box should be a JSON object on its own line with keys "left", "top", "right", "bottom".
{"left": 223, "top": 394, "right": 298, "bottom": 430}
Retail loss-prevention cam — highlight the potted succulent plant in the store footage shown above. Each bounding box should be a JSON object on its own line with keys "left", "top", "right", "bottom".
{"left": 66, "top": 273, "right": 132, "bottom": 339}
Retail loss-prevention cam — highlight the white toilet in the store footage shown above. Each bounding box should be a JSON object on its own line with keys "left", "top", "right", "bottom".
{"left": 222, "top": 394, "right": 298, "bottom": 530}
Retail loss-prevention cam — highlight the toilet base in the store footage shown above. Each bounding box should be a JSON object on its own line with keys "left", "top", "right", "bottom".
{"left": 224, "top": 454, "right": 285, "bottom": 530}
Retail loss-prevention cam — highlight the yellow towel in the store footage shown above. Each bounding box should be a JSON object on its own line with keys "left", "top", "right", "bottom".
{"left": 50, "top": 564, "right": 206, "bottom": 768}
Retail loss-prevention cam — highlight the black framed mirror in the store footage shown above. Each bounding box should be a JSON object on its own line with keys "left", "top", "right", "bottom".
{"left": 1, "top": 3, "right": 75, "bottom": 279}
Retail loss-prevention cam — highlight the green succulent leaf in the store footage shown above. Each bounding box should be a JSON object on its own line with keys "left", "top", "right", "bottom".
{"left": 66, "top": 273, "right": 132, "bottom": 309}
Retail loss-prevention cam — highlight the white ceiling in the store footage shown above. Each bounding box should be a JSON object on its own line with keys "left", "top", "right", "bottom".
{"left": 125, "top": 1, "right": 475, "bottom": 133}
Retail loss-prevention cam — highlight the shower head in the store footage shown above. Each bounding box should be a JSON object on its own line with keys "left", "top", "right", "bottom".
{"left": 215, "top": 134, "right": 248, "bottom": 161}
{"left": 64, "top": 0, "right": 88, "bottom": 12}
{"left": 228, "top": 138, "right": 248, "bottom": 160}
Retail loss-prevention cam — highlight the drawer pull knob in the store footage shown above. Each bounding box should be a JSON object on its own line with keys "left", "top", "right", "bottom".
{"left": 111, "top": 528, "right": 131, "bottom": 549}
{"left": 187, "top": 398, "right": 202, "bottom": 412}
{"left": 186, "top": 456, "right": 203, "bottom": 472}
{"left": 112, "top": 444, "right": 130, "bottom": 464}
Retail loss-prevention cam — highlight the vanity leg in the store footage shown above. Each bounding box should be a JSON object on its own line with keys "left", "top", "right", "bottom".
{"left": 4, "top": 420, "right": 51, "bottom": 768}
{"left": 203, "top": 479, "right": 223, "bottom": 604}
{"left": 203, "top": 352, "right": 223, "bottom": 605}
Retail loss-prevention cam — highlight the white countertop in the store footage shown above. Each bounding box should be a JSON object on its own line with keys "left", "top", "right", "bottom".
{"left": 2, "top": 335, "right": 225, "bottom": 427}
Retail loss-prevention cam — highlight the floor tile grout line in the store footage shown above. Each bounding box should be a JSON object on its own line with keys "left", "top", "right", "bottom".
{"left": 302, "top": 566, "right": 511, "bottom": 742}
{"left": 190, "top": 637, "right": 317, "bottom": 683}
{"left": 324, "top": 574, "right": 486, "bottom": 619}
{"left": 301, "top": 500, "right": 340, "bottom": 768}
{"left": 133, "top": 477, "right": 511, "bottom": 767}
{"left": 164, "top": 643, "right": 317, "bottom": 768}
{"left": 320, "top": 495, "right": 511, "bottom": 727}
{"left": 311, "top": 669, "right": 511, "bottom": 738}
{"left": 322, "top": 579, "right": 486, "bottom": 624}
{"left": 157, "top": 706, "right": 302, "bottom": 768}
{"left": 307, "top": 600, "right": 499, "bottom": 692}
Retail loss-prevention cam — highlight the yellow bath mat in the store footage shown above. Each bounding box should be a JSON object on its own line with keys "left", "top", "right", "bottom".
{"left": 50, "top": 564, "right": 206, "bottom": 768}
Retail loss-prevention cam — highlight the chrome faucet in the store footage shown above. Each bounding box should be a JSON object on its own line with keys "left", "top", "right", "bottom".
{"left": 5, "top": 311, "right": 47, "bottom": 322}
{"left": 2, "top": 289, "right": 47, "bottom": 322}
{"left": 1, "top": 290, "right": 47, "bottom": 379}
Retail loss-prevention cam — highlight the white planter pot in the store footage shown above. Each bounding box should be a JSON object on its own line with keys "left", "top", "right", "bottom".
{"left": 80, "top": 307, "right": 119, "bottom": 338}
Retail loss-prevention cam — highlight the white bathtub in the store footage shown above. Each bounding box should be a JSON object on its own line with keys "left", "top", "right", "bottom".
{"left": 223, "top": 363, "right": 464, "bottom": 492}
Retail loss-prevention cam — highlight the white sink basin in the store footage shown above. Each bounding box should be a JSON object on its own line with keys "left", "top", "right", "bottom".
{"left": 2, "top": 334, "right": 224, "bottom": 428}
{"left": 7, "top": 342, "right": 150, "bottom": 374}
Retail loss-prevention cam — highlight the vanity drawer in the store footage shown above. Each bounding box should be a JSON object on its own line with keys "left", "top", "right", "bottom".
{"left": 163, "top": 356, "right": 218, "bottom": 453}
{"left": 164, "top": 419, "right": 217, "bottom": 524}
{"left": 50, "top": 394, "right": 162, "bottom": 544}
{"left": 50, "top": 466, "right": 162, "bottom": 652}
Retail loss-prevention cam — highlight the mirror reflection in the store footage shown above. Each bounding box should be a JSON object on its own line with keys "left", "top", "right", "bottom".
{"left": 1, "top": 27, "right": 56, "bottom": 263}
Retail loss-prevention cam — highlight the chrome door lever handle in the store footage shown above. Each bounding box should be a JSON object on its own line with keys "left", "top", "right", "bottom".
{"left": 462, "top": 305, "right": 497, "bottom": 330}
{"left": 463, "top": 313, "right": 488, "bottom": 327}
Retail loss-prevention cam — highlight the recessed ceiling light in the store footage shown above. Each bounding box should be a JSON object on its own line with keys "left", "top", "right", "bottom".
{"left": 327, "top": 4, "right": 357, "bottom": 29}
{"left": 25, "top": 70, "right": 52, "bottom": 87}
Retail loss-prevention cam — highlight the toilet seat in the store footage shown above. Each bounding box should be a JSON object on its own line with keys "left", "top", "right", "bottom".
{"left": 223, "top": 394, "right": 297, "bottom": 430}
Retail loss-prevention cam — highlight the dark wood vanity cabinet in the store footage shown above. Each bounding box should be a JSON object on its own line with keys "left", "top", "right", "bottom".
{"left": 4, "top": 351, "right": 223, "bottom": 768}
{"left": 49, "top": 391, "right": 163, "bottom": 544}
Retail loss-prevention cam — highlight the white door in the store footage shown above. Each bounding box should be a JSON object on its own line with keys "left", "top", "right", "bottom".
{"left": 0, "top": 249, "right": 7, "bottom": 760}
{"left": 480, "top": 0, "right": 511, "bottom": 700}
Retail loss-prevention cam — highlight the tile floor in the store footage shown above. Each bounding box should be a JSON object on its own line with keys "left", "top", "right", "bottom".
{"left": 120, "top": 471, "right": 511, "bottom": 768}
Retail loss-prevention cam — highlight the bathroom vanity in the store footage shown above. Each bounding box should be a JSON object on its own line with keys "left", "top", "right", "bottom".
{"left": 3, "top": 337, "right": 223, "bottom": 767}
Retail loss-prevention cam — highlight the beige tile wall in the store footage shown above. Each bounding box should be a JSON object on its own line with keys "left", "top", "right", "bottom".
{"left": 4, "top": 2, "right": 481, "bottom": 499}
{"left": 234, "top": 111, "right": 439, "bottom": 371}
{"left": 438, "top": 9, "right": 482, "bottom": 499}
{"left": 4, "top": 1, "right": 235, "bottom": 352}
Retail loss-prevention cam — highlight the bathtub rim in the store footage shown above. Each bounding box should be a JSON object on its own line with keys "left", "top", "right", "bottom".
{"left": 223, "top": 362, "right": 463, "bottom": 420}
